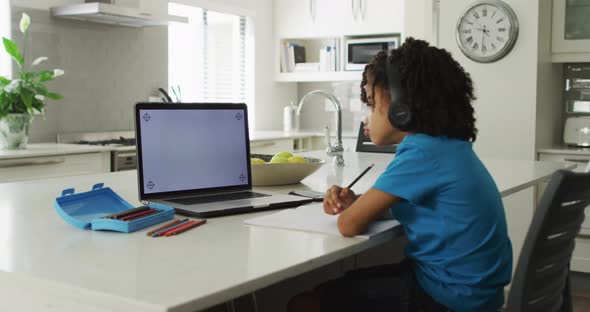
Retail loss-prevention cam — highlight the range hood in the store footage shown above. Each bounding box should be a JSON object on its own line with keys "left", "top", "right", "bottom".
{"left": 50, "top": 2, "right": 188, "bottom": 27}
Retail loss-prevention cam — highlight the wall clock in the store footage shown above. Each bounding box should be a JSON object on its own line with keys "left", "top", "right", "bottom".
{"left": 456, "top": 0, "right": 519, "bottom": 63}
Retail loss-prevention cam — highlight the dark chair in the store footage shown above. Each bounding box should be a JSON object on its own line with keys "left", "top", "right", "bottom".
{"left": 355, "top": 122, "right": 397, "bottom": 153}
{"left": 505, "top": 170, "right": 590, "bottom": 312}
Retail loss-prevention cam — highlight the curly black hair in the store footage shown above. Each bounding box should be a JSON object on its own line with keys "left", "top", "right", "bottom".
{"left": 361, "top": 37, "right": 477, "bottom": 142}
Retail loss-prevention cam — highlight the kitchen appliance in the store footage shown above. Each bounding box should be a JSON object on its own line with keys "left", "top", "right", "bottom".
{"left": 345, "top": 36, "right": 399, "bottom": 71}
{"left": 58, "top": 131, "right": 136, "bottom": 172}
{"left": 564, "top": 116, "right": 590, "bottom": 147}
{"left": 565, "top": 63, "right": 590, "bottom": 113}
{"left": 50, "top": 1, "right": 187, "bottom": 27}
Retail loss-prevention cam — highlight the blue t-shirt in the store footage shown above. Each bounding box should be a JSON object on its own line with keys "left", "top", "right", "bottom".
{"left": 373, "top": 134, "right": 512, "bottom": 312}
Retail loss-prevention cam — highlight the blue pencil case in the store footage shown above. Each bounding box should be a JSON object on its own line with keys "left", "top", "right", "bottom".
{"left": 54, "top": 183, "right": 174, "bottom": 233}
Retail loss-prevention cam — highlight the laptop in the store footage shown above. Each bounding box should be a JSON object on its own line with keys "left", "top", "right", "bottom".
{"left": 134, "top": 102, "right": 313, "bottom": 218}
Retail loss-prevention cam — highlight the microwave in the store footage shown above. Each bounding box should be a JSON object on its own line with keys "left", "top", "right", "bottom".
{"left": 345, "top": 36, "right": 399, "bottom": 71}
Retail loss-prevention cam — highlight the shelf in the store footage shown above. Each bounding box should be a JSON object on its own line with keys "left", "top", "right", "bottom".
{"left": 275, "top": 71, "right": 362, "bottom": 82}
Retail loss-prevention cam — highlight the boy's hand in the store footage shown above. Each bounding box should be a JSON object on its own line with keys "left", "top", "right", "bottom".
{"left": 323, "top": 185, "right": 357, "bottom": 215}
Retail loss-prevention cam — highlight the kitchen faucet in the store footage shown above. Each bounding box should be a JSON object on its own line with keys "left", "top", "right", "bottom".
{"left": 297, "top": 90, "right": 344, "bottom": 166}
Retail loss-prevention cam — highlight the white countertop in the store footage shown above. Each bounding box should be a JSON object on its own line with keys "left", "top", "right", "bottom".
{"left": 0, "top": 130, "right": 356, "bottom": 161}
{"left": 538, "top": 146, "right": 590, "bottom": 156}
{"left": 0, "top": 151, "right": 574, "bottom": 311}
{"left": 0, "top": 143, "right": 113, "bottom": 160}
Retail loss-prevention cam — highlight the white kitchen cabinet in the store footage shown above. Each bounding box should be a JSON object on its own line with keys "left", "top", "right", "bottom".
{"left": 0, "top": 152, "right": 110, "bottom": 183}
{"left": 274, "top": 0, "right": 404, "bottom": 38}
{"left": 538, "top": 151, "right": 590, "bottom": 273}
{"left": 349, "top": 0, "right": 404, "bottom": 36}
{"left": 274, "top": 0, "right": 316, "bottom": 38}
{"left": 552, "top": 0, "right": 590, "bottom": 62}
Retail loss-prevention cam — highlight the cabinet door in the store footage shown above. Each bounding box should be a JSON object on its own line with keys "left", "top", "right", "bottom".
{"left": 552, "top": 0, "right": 590, "bottom": 54}
{"left": 274, "top": 0, "right": 316, "bottom": 37}
{"left": 353, "top": 0, "right": 404, "bottom": 35}
{"left": 313, "top": 0, "right": 356, "bottom": 36}
{"left": 0, "top": 153, "right": 110, "bottom": 183}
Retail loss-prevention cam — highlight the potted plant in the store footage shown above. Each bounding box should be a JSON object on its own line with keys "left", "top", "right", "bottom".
{"left": 0, "top": 13, "right": 64, "bottom": 150}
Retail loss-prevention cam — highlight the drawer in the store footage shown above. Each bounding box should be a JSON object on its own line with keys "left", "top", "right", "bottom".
{"left": 572, "top": 237, "right": 590, "bottom": 273}
{"left": 0, "top": 153, "right": 110, "bottom": 183}
{"left": 250, "top": 139, "right": 294, "bottom": 155}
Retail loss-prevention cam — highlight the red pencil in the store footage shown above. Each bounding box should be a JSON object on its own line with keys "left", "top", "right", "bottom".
{"left": 164, "top": 219, "right": 207, "bottom": 236}
{"left": 120, "top": 208, "right": 158, "bottom": 221}
{"left": 154, "top": 220, "right": 194, "bottom": 237}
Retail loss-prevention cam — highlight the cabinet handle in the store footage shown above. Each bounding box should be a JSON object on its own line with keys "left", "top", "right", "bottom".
{"left": 0, "top": 158, "right": 66, "bottom": 168}
{"left": 564, "top": 158, "right": 590, "bottom": 163}
{"left": 359, "top": 0, "right": 365, "bottom": 22}
{"left": 309, "top": 0, "right": 316, "bottom": 22}
{"left": 351, "top": 0, "right": 358, "bottom": 21}
{"left": 250, "top": 142, "right": 276, "bottom": 148}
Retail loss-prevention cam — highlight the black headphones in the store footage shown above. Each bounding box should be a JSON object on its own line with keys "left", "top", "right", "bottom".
{"left": 385, "top": 57, "right": 412, "bottom": 130}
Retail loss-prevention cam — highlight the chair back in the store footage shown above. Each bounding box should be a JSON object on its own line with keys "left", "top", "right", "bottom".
{"left": 505, "top": 170, "right": 590, "bottom": 312}
{"left": 355, "top": 122, "right": 397, "bottom": 153}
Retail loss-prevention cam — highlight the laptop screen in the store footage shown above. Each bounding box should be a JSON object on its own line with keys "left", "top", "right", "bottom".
{"left": 137, "top": 105, "right": 250, "bottom": 195}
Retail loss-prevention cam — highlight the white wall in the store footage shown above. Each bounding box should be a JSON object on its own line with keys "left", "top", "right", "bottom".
{"left": 438, "top": 0, "right": 546, "bottom": 161}
{"left": 12, "top": 0, "right": 295, "bottom": 132}
{"left": 0, "top": 0, "right": 11, "bottom": 79}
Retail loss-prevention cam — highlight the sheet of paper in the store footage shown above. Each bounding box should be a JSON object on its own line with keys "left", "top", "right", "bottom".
{"left": 244, "top": 203, "right": 399, "bottom": 239}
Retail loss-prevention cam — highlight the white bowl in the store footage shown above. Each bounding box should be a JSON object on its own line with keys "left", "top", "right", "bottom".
{"left": 250, "top": 154, "right": 325, "bottom": 186}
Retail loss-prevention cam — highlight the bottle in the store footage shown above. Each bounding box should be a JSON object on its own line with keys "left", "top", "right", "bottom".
{"left": 283, "top": 101, "right": 295, "bottom": 132}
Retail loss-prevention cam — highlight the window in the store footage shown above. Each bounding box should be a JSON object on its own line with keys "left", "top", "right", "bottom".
{"left": 168, "top": 3, "right": 250, "bottom": 104}
{"left": 0, "top": 1, "right": 11, "bottom": 78}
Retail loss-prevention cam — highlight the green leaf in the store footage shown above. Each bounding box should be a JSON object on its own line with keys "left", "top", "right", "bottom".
{"left": 2, "top": 37, "right": 24, "bottom": 65}
{"left": 0, "top": 76, "right": 9, "bottom": 86}
{"left": 19, "top": 89, "right": 33, "bottom": 112}
{"left": 46, "top": 92, "right": 63, "bottom": 100}
{"left": 37, "top": 70, "right": 54, "bottom": 82}
{"left": 32, "top": 84, "right": 48, "bottom": 96}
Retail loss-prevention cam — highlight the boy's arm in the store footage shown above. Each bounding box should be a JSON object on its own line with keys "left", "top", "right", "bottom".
{"left": 337, "top": 188, "right": 400, "bottom": 237}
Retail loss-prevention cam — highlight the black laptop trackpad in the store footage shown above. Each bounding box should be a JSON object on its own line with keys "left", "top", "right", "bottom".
{"left": 168, "top": 191, "right": 270, "bottom": 205}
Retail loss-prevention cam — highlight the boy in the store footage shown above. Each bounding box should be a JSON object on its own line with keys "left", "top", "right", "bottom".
{"left": 288, "top": 38, "right": 512, "bottom": 312}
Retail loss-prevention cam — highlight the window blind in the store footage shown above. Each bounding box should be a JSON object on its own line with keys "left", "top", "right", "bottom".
{"left": 0, "top": 1, "right": 11, "bottom": 79}
{"left": 168, "top": 4, "right": 247, "bottom": 103}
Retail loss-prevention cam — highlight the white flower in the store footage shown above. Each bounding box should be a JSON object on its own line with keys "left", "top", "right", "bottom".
{"left": 19, "top": 13, "right": 30, "bottom": 34}
{"left": 34, "top": 94, "right": 45, "bottom": 101}
{"left": 53, "top": 69, "right": 64, "bottom": 78}
{"left": 3, "top": 79, "right": 21, "bottom": 92}
{"left": 31, "top": 57, "right": 48, "bottom": 67}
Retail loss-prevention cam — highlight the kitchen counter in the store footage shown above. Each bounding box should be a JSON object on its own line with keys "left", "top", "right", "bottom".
{"left": 0, "top": 130, "right": 355, "bottom": 161}
{"left": 0, "top": 151, "right": 574, "bottom": 311}
{"left": 249, "top": 130, "right": 358, "bottom": 141}
{"left": 538, "top": 146, "right": 590, "bottom": 155}
{"left": 0, "top": 143, "right": 112, "bottom": 160}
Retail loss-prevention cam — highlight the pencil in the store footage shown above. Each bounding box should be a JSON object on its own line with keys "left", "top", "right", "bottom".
{"left": 102, "top": 206, "right": 150, "bottom": 219}
{"left": 146, "top": 219, "right": 183, "bottom": 236}
{"left": 152, "top": 219, "right": 191, "bottom": 237}
{"left": 120, "top": 208, "right": 158, "bottom": 221}
{"left": 347, "top": 164, "right": 374, "bottom": 189}
{"left": 164, "top": 220, "right": 207, "bottom": 236}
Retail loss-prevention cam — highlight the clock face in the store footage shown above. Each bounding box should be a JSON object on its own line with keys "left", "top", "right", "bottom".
{"left": 456, "top": 1, "right": 518, "bottom": 63}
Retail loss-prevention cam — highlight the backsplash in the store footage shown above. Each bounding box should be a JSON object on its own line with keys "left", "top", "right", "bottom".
{"left": 10, "top": 7, "right": 168, "bottom": 142}
{"left": 297, "top": 81, "right": 368, "bottom": 135}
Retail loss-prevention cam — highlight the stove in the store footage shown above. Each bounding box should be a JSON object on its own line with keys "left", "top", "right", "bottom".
{"left": 58, "top": 131, "right": 137, "bottom": 172}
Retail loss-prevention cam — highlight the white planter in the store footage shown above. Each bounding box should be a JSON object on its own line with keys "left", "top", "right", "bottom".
{"left": 0, "top": 114, "right": 31, "bottom": 150}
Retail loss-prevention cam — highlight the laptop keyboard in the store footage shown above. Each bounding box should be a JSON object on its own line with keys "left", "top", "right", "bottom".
{"left": 168, "top": 191, "right": 270, "bottom": 205}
